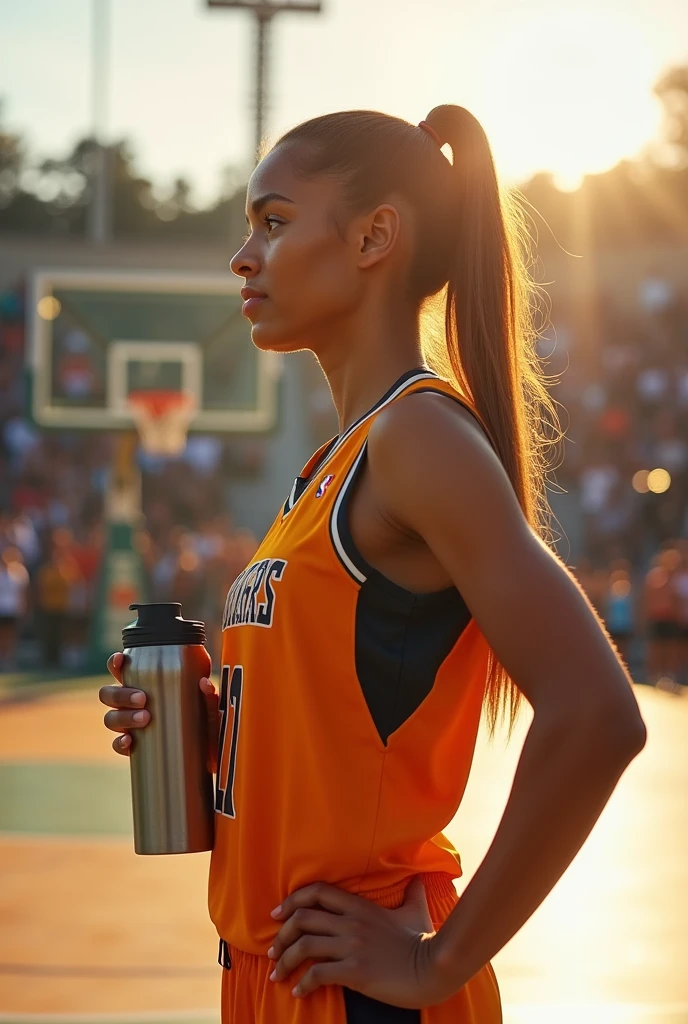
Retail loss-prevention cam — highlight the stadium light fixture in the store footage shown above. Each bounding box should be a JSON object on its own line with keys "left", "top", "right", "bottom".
{"left": 206, "top": 0, "right": 323, "bottom": 161}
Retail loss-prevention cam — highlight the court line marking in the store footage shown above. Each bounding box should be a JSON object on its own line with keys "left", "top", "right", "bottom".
{"left": 1, "top": 1005, "right": 688, "bottom": 1023}
{"left": 0, "top": 831, "right": 133, "bottom": 844}
{"left": 503, "top": 1005, "right": 688, "bottom": 1022}
{"left": 0, "top": 828, "right": 136, "bottom": 843}
{"left": 0, "top": 964, "right": 216, "bottom": 978}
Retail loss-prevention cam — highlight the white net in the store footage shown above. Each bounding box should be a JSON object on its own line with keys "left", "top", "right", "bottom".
{"left": 128, "top": 390, "right": 197, "bottom": 456}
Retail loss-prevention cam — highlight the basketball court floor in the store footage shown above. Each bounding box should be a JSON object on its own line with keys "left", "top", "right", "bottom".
{"left": 0, "top": 676, "right": 686, "bottom": 1024}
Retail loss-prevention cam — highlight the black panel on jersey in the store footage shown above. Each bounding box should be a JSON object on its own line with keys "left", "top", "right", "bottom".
{"left": 355, "top": 574, "right": 471, "bottom": 745}
{"left": 343, "top": 987, "right": 420, "bottom": 1023}
{"left": 334, "top": 434, "right": 472, "bottom": 747}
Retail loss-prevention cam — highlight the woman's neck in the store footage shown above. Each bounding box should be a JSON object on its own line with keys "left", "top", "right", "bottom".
{"left": 314, "top": 302, "right": 426, "bottom": 434}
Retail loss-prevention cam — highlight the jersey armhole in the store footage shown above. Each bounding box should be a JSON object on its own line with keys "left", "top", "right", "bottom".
{"left": 328, "top": 386, "right": 495, "bottom": 597}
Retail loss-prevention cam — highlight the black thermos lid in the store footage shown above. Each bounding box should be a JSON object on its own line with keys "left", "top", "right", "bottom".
{"left": 122, "top": 603, "right": 206, "bottom": 649}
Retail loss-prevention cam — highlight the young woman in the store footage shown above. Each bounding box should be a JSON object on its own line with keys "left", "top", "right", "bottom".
{"left": 602, "top": 558, "right": 636, "bottom": 668}
{"left": 100, "top": 105, "right": 647, "bottom": 1023}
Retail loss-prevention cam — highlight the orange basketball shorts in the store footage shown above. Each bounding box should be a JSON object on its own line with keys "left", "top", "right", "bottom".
{"left": 218, "top": 872, "right": 502, "bottom": 1023}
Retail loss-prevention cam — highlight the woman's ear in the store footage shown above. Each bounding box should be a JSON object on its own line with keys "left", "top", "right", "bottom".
{"left": 355, "top": 204, "right": 402, "bottom": 269}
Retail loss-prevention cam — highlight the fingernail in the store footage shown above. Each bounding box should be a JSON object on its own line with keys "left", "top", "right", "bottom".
{"left": 267, "top": 946, "right": 275, "bottom": 958}
{"left": 269, "top": 970, "right": 276, "bottom": 981}
{"left": 270, "top": 905, "right": 282, "bottom": 917}
{"left": 121, "top": 736, "right": 130, "bottom": 747}
{"left": 292, "top": 986, "right": 300, "bottom": 997}
{"left": 131, "top": 692, "right": 145, "bottom": 706}
{"left": 133, "top": 711, "right": 146, "bottom": 723}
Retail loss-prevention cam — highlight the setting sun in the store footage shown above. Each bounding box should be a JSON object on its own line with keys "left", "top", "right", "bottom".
{"left": 473, "top": 7, "right": 663, "bottom": 188}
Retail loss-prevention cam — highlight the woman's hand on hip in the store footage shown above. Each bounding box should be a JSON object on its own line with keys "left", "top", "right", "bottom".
{"left": 266, "top": 876, "right": 455, "bottom": 1008}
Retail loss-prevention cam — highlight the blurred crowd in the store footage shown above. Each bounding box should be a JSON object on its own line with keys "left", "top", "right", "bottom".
{"left": 545, "top": 270, "right": 688, "bottom": 688}
{"left": 1, "top": 270, "right": 687, "bottom": 689}
{"left": 548, "top": 272, "right": 688, "bottom": 551}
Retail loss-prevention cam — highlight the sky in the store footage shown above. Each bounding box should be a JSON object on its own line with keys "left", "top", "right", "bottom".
{"left": 2, "top": 0, "right": 687, "bottom": 208}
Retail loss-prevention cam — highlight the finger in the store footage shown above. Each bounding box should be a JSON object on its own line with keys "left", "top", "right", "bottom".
{"left": 103, "top": 708, "right": 150, "bottom": 733}
{"left": 269, "top": 908, "right": 340, "bottom": 961}
{"left": 271, "top": 936, "right": 342, "bottom": 983}
{"left": 199, "top": 677, "right": 216, "bottom": 696}
{"left": 271, "top": 882, "right": 357, "bottom": 921}
{"left": 203, "top": 682, "right": 220, "bottom": 774}
{"left": 98, "top": 684, "right": 146, "bottom": 710}
{"left": 113, "top": 733, "right": 131, "bottom": 756}
{"left": 293, "top": 961, "right": 350, "bottom": 998}
{"left": 391, "top": 875, "right": 433, "bottom": 934}
{"left": 107, "top": 652, "right": 124, "bottom": 682}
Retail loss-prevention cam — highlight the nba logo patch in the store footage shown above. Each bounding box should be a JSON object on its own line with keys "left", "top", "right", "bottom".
{"left": 315, "top": 474, "right": 335, "bottom": 498}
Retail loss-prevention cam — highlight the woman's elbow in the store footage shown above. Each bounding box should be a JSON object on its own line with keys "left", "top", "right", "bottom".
{"left": 539, "top": 690, "right": 648, "bottom": 768}
{"left": 591, "top": 696, "right": 648, "bottom": 764}
{"left": 619, "top": 709, "right": 647, "bottom": 758}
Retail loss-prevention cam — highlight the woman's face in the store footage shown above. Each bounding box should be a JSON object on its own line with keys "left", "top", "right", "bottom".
{"left": 230, "top": 145, "right": 363, "bottom": 353}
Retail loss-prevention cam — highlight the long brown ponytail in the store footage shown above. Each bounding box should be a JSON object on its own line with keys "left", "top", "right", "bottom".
{"left": 275, "top": 106, "right": 560, "bottom": 736}
{"left": 420, "top": 105, "right": 561, "bottom": 736}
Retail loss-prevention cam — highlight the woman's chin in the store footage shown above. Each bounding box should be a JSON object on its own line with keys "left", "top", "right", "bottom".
{"left": 250, "top": 323, "right": 305, "bottom": 354}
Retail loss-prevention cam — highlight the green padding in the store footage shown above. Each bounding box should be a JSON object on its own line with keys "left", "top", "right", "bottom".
{"left": 0, "top": 762, "right": 132, "bottom": 836}
{"left": 0, "top": 672, "right": 107, "bottom": 704}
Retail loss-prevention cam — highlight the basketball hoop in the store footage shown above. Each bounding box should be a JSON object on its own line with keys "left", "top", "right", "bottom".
{"left": 128, "top": 390, "right": 197, "bottom": 456}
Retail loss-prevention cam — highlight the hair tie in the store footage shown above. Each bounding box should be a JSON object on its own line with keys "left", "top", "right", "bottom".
{"left": 418, "top": 120, "right": 442, "bottom": 147}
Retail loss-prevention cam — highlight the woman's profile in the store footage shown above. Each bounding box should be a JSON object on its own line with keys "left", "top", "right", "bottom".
{"left": 100, "top": 104, "right": 647, "bottom": 1023}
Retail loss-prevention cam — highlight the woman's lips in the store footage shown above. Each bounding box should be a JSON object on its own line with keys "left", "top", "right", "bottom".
{"left": 242, "top": 296, "right": 267, "bottom": 316}
{"left": 240, "top": 286, "right": 268, "bottom": 317}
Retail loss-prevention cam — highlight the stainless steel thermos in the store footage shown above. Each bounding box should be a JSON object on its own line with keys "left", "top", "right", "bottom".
{"left": 121, "top": 602, "right": 215, "bottom": 855}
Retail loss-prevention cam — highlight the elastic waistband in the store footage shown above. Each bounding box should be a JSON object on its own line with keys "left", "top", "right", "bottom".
{"left": 217, "top": 871, "right": 457, "bottom": 971}
{"left": 353, "top": 870, "right": 456, "bottom": 909}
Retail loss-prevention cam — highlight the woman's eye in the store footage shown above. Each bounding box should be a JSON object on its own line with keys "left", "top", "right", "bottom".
{"left": 241, "top": 216, "right": 281, "bottom": 244}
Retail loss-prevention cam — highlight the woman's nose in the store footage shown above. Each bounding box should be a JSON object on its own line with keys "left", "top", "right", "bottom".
{"left": 230, "top": 242, "right": 260, "bottom": 279}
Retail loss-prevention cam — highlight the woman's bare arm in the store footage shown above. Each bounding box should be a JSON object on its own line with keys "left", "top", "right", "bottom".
{"left": 367, "top": 392, "right": 647, "bottom": 992}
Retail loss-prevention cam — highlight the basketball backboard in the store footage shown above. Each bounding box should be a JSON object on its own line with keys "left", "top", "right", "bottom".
{"left": 27, "top": 269, "right": 280, "bottom": 434}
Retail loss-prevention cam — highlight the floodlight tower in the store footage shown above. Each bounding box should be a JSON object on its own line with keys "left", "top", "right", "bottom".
{"left": 207, "top": 1, "right": 323, "bottom": 163}
{"left": 89, "top": 0, "right": 112, "bottom": 244}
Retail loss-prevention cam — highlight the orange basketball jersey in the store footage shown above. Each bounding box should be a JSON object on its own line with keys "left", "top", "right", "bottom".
{"left": 208, "top": 367, "right": 497, "bottom": 982}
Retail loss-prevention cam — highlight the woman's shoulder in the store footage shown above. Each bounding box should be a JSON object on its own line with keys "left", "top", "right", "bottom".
{"left": 369, "top": 387, "right": 494, "bottom": 466}
{"left": 364, "top": 386, "right": 519, "bottom": 552}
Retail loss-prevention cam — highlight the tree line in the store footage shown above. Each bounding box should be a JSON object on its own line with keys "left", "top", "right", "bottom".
{"left": 1, "top": 65, "right": 687, "bottom": 253}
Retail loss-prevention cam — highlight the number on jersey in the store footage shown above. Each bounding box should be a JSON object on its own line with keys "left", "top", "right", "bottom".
{"left": 215, "top": 664, "right": 244, "bottom": 818}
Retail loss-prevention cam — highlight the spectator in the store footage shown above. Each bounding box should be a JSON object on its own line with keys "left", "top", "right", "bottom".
{"left": 5, "top": 512, "right": 42, "bottom": 571}
{"left": 601, "top": 560, "right": 636, "bottom": 667}
{"left": 673, "top": 542, "right": 688, "bottom": 687}
{"left": 643, "top": 548, "right": 681, "bottom": 690}
{"left": 0, "top": 546, "right": 30, "bottom": 670}
{"left": 34, "top": 530, "right": 84, "bottom": 668}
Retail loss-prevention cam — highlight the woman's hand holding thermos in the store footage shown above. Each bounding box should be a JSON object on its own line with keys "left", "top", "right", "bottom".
{"left": 98, "top": 603, "right": 220, "bottom": 854}
{"left": 100, "top": 650, "right": 219, "bottom": 769}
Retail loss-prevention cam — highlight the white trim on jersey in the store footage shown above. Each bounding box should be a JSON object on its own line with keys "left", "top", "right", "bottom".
{"left": 282, "top": 370, "right": 438, "bottom": 519}
{"left": 330, "top": 444, "right": 368, "bottom": 584}
{"left": 285, "top": 476, "right": 299, "bottom": 513}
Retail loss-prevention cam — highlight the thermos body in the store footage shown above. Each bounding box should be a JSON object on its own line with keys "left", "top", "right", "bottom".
{"left": 122, "top": 636, "right": 215, "bottom": 855}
